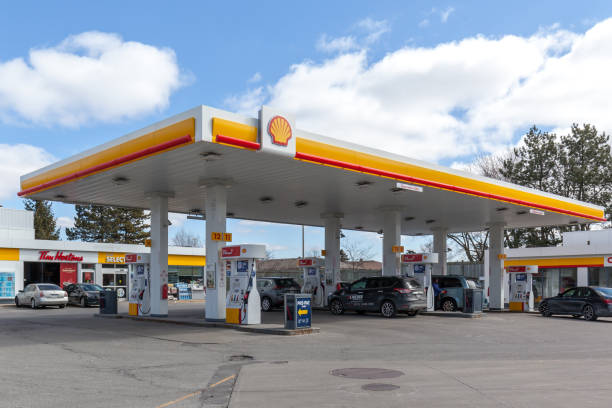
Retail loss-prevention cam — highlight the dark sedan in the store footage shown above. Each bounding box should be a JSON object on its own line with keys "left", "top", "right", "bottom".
{"left": 65, "top": 283, "right": 105, "bottom": 307}
{"left": 539, "top": 286, "right": 612, "bottom": 321}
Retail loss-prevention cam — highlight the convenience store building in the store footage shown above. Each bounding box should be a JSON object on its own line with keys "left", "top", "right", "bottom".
{"left": 0, "top": 207, "right": 205, "bottom": 300}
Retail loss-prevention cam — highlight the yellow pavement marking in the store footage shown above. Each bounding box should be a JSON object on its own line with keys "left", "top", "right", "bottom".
{"left": 155, "top": 374, "right": 236, "bottom": 408}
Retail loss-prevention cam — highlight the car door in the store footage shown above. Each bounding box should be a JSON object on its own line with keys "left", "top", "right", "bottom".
{"left": 363, "top": 278, "right": 382, "bottom": 311}
{"left": 441, "top": 277, "right": 464, "bottom": 308}
{"left": 551, "top": 288, "right": 576, "bottom": 314}
{"left": 568, "top": 287, "right": 589, "bottom": 314}
{"left": 344, "top": 279, "right": 367, "bottom": 310}
{"left": 24, "top": 284, "right": 34, "bottom": 303}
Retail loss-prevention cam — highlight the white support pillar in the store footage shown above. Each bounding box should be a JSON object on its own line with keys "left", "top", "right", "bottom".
{"left": 577, "top": 267, "right": 588, "bottom": 287}
{"left": 148, "top": 192, "right": 173, "bottom": 317}
{"left": 322, "top": 213, "right": 342, "bottom": 299}
{"left": 432, "top": 227, "right": 448, "bottom": 276}
{"left": 382, "top": 210, "right": 401, "bottom": 276}
{"left": 488, "top": 223, "right": 506, "bottom": 310}
{"left": 203, "top": 181, "right": 229, "bottom": 321}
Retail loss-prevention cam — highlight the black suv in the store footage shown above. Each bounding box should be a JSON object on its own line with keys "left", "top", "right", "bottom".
{"left": 329, "top": 276, "right": 426, "bottom": 318}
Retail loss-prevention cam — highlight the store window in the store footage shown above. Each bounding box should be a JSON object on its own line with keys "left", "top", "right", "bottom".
{"left": 538, "top": 268, "right": 578, "bottom": 300}
{"left": 168, "top": 265, "right": 204, "bottom": 284}
{"left": 588, "top": 267, "right": 612, "bottom": 287}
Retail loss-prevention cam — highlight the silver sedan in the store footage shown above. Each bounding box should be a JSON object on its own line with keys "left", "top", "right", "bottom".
{"left": 15, "top": 283, "right": 68, "bottom": 309}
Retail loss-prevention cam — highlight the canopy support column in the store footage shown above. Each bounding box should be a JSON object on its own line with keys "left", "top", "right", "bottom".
{"left": 147, "top": 191, "right": 173, "bottom": 317}
{"left": 382, "top": 210, "right": 401, "bottom": 276}
{"left": 432, "top": 227, "right": 448, "bottom": 276}
{"left": 488, "top": 222, "right": 506, "bottom": 310}
{"left": 203, "top": 180, "right": 230, "bottom": 321}
{"left": 322, "top": 213, "right": 343, "bottom": 299}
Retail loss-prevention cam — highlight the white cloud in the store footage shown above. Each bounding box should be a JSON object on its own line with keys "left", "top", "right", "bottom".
{"left": 0, "top": 144, "right": 55, "bottom": 200}
{"left": 56, "top": 216, "right": 74, "bottom": 229}
{"left": 0, "top": 31, "right": 185, "bottom": 127}
{"left": 317, "top": 34, "right": 359, "bottom": 53}
{"left": 228, "top": 19, "right": 612, "bottom": 163}
{"left": 440, "top": 7, "right": 455, "bottom": 23}
{"left": 356, "top": 18, "right": 390, "bottom": 44}
{"left": 316, "top": 18, "right": 390, "bottom": 54}
{"left": 248, "top": 72, "right": 262, "bottom": 83}
{"left": 419, "top": 19, "right": 430, "bottom": 28}
{"left": 238, "top": 220, "right": 273, "bottom": 226}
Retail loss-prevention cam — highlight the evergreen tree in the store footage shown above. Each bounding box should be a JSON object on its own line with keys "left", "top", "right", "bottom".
{"left": 66, "top": 205, "right": 149, "bottom": 244}
{"left": 23, "top": 199, "right": 60, "bottom": 240}
{"left": 558, "top": 124, "right": 612, "bottom": 222}
{"left": 499, "top": 126, "right": 562, "bottom": 247}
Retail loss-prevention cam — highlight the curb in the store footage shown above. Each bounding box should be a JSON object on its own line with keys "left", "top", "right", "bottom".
{"left": 422, "top": 311, "right": 484, "bottom": 319}
{"left": 94, "top": 313, "right": 319, "bottom": 336}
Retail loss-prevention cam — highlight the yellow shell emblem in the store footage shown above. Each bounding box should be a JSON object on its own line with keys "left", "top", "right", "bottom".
{"left": 267, "top": 116, "right": 292, "bottom": 146}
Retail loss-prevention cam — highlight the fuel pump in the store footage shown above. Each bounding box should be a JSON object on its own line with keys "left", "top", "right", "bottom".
{"left": 222, "top": 244, "right": 266, "bottom": 325}
{"left": 401, "top": 253, "right": 439, "bottom": 312}
{"left": 126, "top": 253, "right": 151, "bottom": 316}
{"left": 299, "top": 258, "right": 326, "bottom": 308}
{"left": 507, "top": 265, "right": 538, "bottom": 312}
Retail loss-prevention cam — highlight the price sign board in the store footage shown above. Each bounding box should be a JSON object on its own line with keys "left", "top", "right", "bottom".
{"left": 210, "top": 232, "right": 232, "bottom": 242}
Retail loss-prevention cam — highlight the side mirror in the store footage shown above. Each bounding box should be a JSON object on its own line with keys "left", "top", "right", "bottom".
{"left": 557, "top": 293, "right": 563, "bottom": 297}
{"left": 18, "top": 290, "right": 23, "bottom": 293}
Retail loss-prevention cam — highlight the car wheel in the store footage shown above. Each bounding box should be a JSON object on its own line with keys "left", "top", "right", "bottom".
{"left": 14, "top": 297, "right": 20, "bottom": 307}
{"left": 583, "top": 304, "right": 598, "bottom": 321}
{"left": 539, "top": 302, "right": 552, "bottom": 317}
{"left": 261, "top": 297, "right": 272, "bottom": 312}
{"left": 440, "top": 298, "right": 457, "bottom": 312}
{"left": 31, "top": 298, "right": 37, "bottom": 309}
{"left": 80, "top": 297, "right": 86, "bottom": 308}
{"left": 330, "top": 299, "right": 344, "bottom": 315}
{"left": 59, "top": 304, "right": 65, "bottom": 309}
{"left": 380, "top": 300, "right": 396, "bottom": 318}
{"left": 407, "top": 310, "right": 418, "bottom": 317}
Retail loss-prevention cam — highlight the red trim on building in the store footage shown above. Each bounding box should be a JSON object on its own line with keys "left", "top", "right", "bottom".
{"left": 537, "top": 264, "right": 603, "bottom": 269}
{"left": 294, "top": 152, "right": 606, "bottom": 222}
{"left": 18, "top": 135, "right": 193, "bottom": 197}
{"left": 215, "top": 134, "right": 261, "bottom": 150}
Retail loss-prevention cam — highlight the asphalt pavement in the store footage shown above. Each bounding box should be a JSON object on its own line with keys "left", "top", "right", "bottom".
{"left": 1, "top": 302, "right": 611, "bottom": 407}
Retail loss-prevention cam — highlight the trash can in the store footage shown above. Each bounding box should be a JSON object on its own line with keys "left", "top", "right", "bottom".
{"left": 463, "top": 288, "right": 483, "bottom": 314}
{"left": 99, "top": 290, "right": 117, "bottom": 314}
{"left": 284, "top": 293, "right": 312, "bottom": 329}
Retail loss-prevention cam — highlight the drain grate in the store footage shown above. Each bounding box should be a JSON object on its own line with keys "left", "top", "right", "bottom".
{"left": 228, "top": 354, "right": 254, "bottom": 361}
{"left": 362, "top": 383, "right": 400, "bottom": 392}
{"left": 330, "top": 368, "right": 404, "bottom": 379}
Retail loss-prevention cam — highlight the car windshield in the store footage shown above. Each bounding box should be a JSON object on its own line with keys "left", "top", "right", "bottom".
{"left": 594, "top": 287, "right": 612, "bottom": 297}
{"left": 466, "top": 279, "right": 482, "bottom": 289}
{"left": 402, "top": 279, "right": 422, "bottom": 289}
{"left": 275, "top": 279, "right": 299, "bottom": 288}
{"left": 38, "top": 284, "right": 62, "bottom": 291}
{"left": 81, "top": 284, "right": 104, "bottom": 291}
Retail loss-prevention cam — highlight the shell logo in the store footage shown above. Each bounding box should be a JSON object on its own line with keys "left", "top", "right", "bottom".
{"left": 267, "top": 116, "right": 292, "bottom": 146}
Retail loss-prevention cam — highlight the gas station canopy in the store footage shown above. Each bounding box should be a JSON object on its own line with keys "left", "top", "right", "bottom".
{"left": 19, "top": 105, "right": 605, "bottom": 234}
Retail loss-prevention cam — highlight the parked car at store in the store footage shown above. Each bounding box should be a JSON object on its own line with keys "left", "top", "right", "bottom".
{"left": 64, "top": 283, "right": 105, "bottom": 307}
{"left": 257, "top": 277, "right": 301, "bottom": 311}
{"left": 15, "top": 283, "right": 68, "bottom": 309}
{"left": 329, "top": 276, "right": 426, "bottom": 318}
{"left": 432, "top": 275, "right": 484, "bottom": 312}
{"left": 539, "top": 286, "right": 612, "bottom": 321}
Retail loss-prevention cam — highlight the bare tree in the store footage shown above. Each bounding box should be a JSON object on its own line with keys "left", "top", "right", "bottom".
{"left": 171, "top": 228, "right": 202, "bottom": 247}
{"left": 265, "top": 249, "right": 275, "bottom": 260}
{"left": 342, "top": 237, "right": 376, "bottom": 272}
{"left": 448, "top": 231, "right": 489, "bottom": 263}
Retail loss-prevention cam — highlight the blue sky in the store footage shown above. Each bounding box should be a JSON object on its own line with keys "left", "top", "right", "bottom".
{"left": 2, "top": 1, "right": 612, "bottom": 260}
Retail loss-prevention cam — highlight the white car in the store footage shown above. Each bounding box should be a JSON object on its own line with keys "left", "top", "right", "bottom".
{"left": 15, "top": 283, "right": 68, "bottom": 309}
